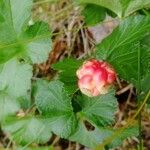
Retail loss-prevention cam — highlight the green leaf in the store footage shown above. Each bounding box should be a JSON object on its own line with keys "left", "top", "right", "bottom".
{"left": 21, "top": 22, "right": 52, "bottom": 64}
{"left": 34, "top": 80, "right": 77, "bottom": 138}
{"left": 52, "top": 58, "right": 83, "bottom": 94}
{"left": 0, "top": 0, "right": 32, "bottom": 40}
{"left": 122, "top": 0, "right": 150, "bottom": 17}
{"left": 0, "top": 92, "right": 20, "bottom": 122}
{"left": 43, "top": 114, "right": 77, "bottom": 139}
{"left": 0, "top": 0, "right": 32, "bottom": 63}
{"left": 2, "top": 116, "right": 52, "bottom": 145}
{"left": 17, "top": 94, "right": 31, "bottom": 110}
{"left": 77, "top": 91, "right": 117, "bottom": 126}
{"left": 7, "top": 0, "right": 32, "bottom": 35}
{"left": 82, "top": 4, "right": 106, "bottom": 26}
{"left": 77, "top": 0, "right": 122, "bottom": 17}
{"left": 70, "top": 121, "right": 138, "bottom": 148}
{"left": 96, "top": 15, "right": 150, "bottom": 60}
{"left": 77, "top": 0, "right": 150, "bottom": 17}
{"left": 0, "top": 59, "right": 32, "bottom": 98}
{"left": 0, "top": 0, "right": 52, "bottom": 64}
{"left": 70, "top": 122, "right": 108, "bottom": 148}
{"left": 96, "top": 15, "right": 150, "bottom": 87}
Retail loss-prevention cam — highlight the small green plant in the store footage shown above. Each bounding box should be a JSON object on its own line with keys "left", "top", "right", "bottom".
{"left": 0, "top": 0, "right": 150, "bottom": 149}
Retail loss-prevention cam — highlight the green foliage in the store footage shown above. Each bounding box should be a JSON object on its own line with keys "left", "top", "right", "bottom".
{"left": 21, "top": 21, "right": 52, "bottom": 64}
{"left": 0, "top": 0, "right": 52, "bottom": 120}
{"left": 70, "top": 122, "right": 138, "bottom": 148}
{"left": 0, "top": 92, "right": 20, "bottom": 122}
{"left": 2, "top": 116, "right": 52, "bottom": 145}
{"left": 0, "top": 59, "right": 32, "bottom": 97}
{"left": 82, "top": 4, "right": 106, "bottom": 26}
{"left": 34, "top": 80, "right": 77, "bottom": 138}
{"left": 0, "top": 0, "right": 51, "bottom": 64}
{"left": 52, "top": 58, "right": 83, "bottom": 94}
{"left": 0, "top": 58, "right": 32, "bottom": 121}
{"left": 96, "top": 15, "right": 150, "bottom": 87}
{"left": 0, "top": 0, "right": 147, "bottom": 149}
{"left": 77, "top": 0, "right": 150, "bottom": 17}
{"left": 70, "top": 122, "right": 108, "bottom": 148}
{"left": 69, "top": 91, "right": 119, "bottom": 148}
{"left": 0, "top": 0, "right": 52, "bottom": 147}
{"left": 77, "top": 90, "right": 117, "bottom": 126}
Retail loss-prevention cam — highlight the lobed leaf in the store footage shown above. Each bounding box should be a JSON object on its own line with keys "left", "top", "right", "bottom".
{"left": 77, "top": 0, "right": 150, "bottom": 17}
{"left": 70, "top": 121, "right": 138, "bottom": 148}
{"left": 2, "top": 116, "right": 52, "bottom": 145}
{"left": 77, "top": 91, "right": 118, "bottom": 126}
{"left": 96, "top": 15, "right": 150, "bottom": 87}
{"left": 0, "top": 59, "right": 32, "bottom": 98}
{"left": 82, "top": 4, "right": 106, "bottom": 26}
{"left": 0, "top": 0, "right": 52, "bottom": 64}
{"left": 34, "top": 80, "right": 77, "bottom": 138}
{"left": 52, "top": 58, "right": 83, "bottom": 94}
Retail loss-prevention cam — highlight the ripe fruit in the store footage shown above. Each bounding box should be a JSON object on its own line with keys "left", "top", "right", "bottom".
{"left": 76, "top": 59, "right": 116, "bottom": 97}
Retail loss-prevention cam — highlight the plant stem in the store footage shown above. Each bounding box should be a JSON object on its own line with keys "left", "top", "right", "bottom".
{"left": 137, "top": 43, "right": 142, "bottom": 149}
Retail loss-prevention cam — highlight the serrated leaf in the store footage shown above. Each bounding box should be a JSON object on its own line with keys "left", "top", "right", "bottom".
{"left": 0, "top": 0, "right": 32, "bottom": 63}
{"left": 77, "top": 91, "right": 117, "bottom": 126}
{"left": 77, "top": 0, "right": 150, "bottom": 17}
{"left": 96, "top": 15, "right": 150, "bottom": 60}
{"left": 70, "top": 121, "right": 138, "bottom": 148}
{"left": 77, "top": 0, "right": 122, "bottom": 17}
{"left": 0, "top": 59, "right": 32, "bottom": 97}
{"left": 0, "top": 92, "right": 20, "bottom": 122}
{"left": 82, "top": 4, "right": 106, "bottom": 26}
{"left": 8, "top": 0, "right": 32, "bottom": 35}
{"left": 52, "top": 58, "right": 83, "bottom": 94}
{"left": 43, "top": 114, "right": 77, "bottom": 139}
{"left": 2, "top": 116, "right": 52, "bottom": 145}
{"left": 70, "top": 122, "right": 108, "bottom": 148}
{"left": 0, "top": 0, "right": 32, "bottom": 40}
{"left": 0, "top": 0, "right": 52, "bottom": 64}
{"left": 34, "top": 80, "right": 77, "bottom": 138}
{"left": 123, "top": 0, "right": 150, "bottom": 17}
{"left": 96, "top": 15, "right": 150, "bottom": 87}
{"left": 21, "top": 22, "right": 52, "bottom": 64}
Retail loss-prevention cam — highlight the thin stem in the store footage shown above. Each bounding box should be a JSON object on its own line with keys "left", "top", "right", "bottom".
{"left": 137, "top": 43, "right": 142, "bottom": 149}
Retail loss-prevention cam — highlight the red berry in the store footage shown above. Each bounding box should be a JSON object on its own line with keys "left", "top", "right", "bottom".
{"left": 76, "top": 59, "right": 116, "bottom": 97}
